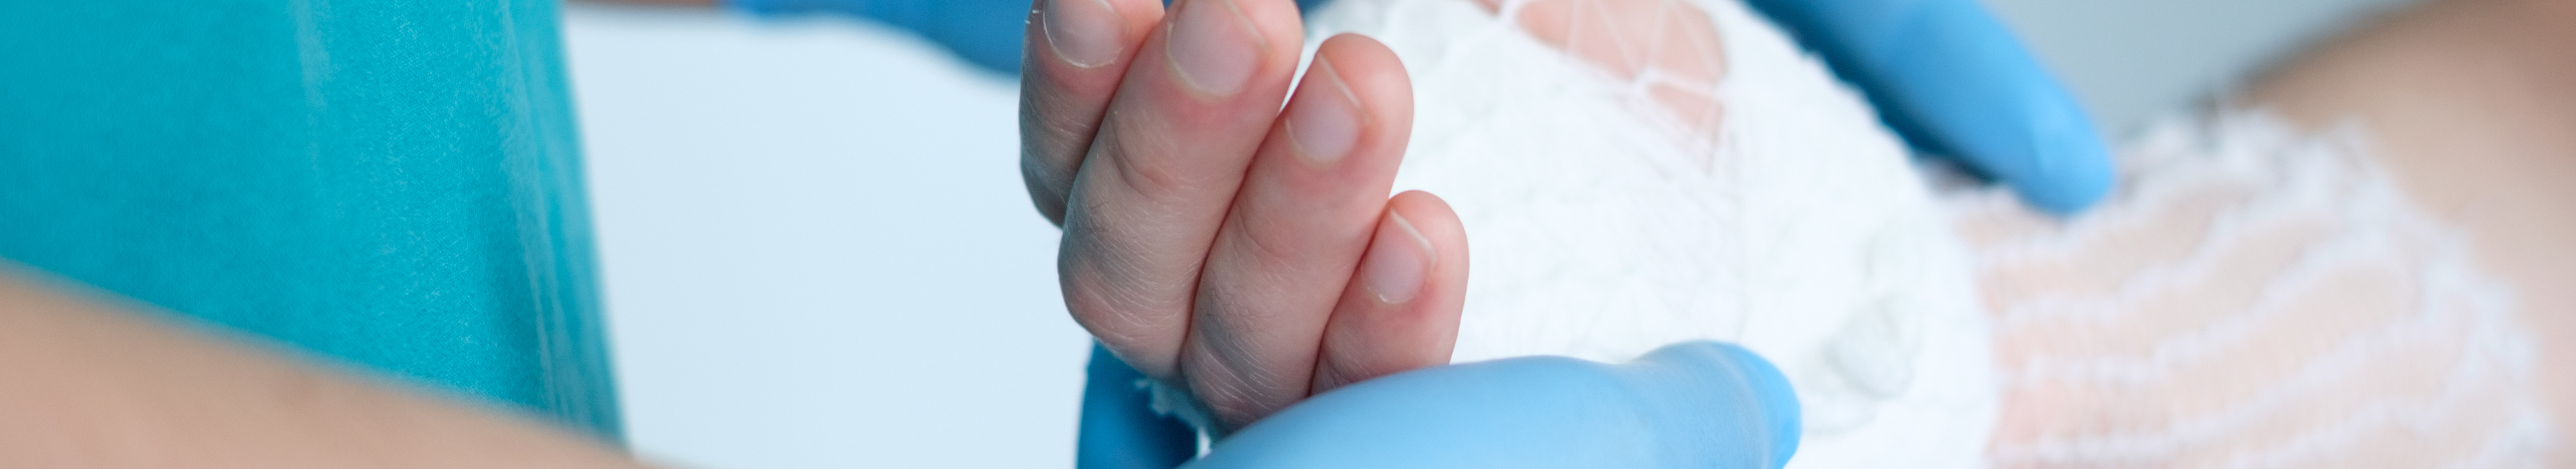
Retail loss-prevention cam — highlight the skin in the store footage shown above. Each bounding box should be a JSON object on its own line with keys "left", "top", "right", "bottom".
{"left": 1019, "top": 0, "right": 1470, "bottom": 433}
{"left": 2246, "top": 0, "right": 2576, "bottom": 463}
{"left": 6, "top": 0, "right": 2568, "bottom": 464}
{"left": 1031, "top": 0, "right": 2576, "bottom": 453}
{"left": 1953, "top": 0, "right": 2576, "bottom": 464}
{"left": 0, "top": 267, "right": 650, "bottom": 468}
{"left": 1024, "top": 0, "right": 1738, "bottom": 433}
{"left": 595, "top": 0, "right": 1709, "bottom": 437}
{"left": 0, "top": 1, "right": 1478, "bottom": 463}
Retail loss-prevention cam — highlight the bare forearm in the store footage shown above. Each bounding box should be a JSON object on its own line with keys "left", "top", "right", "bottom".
{"left": 0, "top": 267, "right": 651, "bottom": 468}
{"left": 2249, "top": 0, "right": 2576, "bottom": 463}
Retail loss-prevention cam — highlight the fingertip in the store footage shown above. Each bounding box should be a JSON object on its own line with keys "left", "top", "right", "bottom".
{"left": 1112, "top": 0, "right": 1170, "bottom": 25}
{"left": 1386, "top": 191, "right": 1466, "bottom": 303}
{"left": 1316, "top": 34, "right": 1414, "bottom": 130}
{"left": 1358, "top": 208, "right": 1433, "bottom": 306}
{"left": 1160, "top": 0, "right": 1305, "bottom": 98}
{"left": 1315, "top": 34, "right": 1409, "bottom": 87}
{"left": 1027, "top": 0, "right": 1166, "bottom": 83}
{"left": 2004, "top": 95, "right": 2117, "bottom": 215}
{"left": 1387, "top": 191, "right": 1465, "bottom": 310}
{"left": 1223, "top": 0, "right": 1309, "bottom": 44}
{"left": 1915, "top": 59, "right": 2116, "bottom": 215}
{"left": 1303, "top": 34, "right": 1414, "bottom": 168}
{"left": 1385, "top": 191, "right": 1462, "bottom": 249}
{"left": 1745, "top": 0, "right": 2115, "bottom": 215}
{"left": 1629, "top": 342, "right": 1803, "bottom": 469}
{"left": 1018, "top": 0, "right": 1167, "bottom": 228}
{"left": 2009, "top": 152, "right": 2115, "bottom": 216}
{"left": 1311, "top": 191, "right": 1467, "bottom": 394}
{"left": 1709, "top": 343, "right": 1802, "bottom": 468}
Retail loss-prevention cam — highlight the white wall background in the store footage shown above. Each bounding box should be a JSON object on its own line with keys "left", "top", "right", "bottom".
{"left": 1978, "top": 0, "right": 2417, "bottom": 135}
{"left": 564, "top": 6, "right": 1089, "bottom": 468}
{"left": 565, "top": 1, "right": 2417, "bottom": 467}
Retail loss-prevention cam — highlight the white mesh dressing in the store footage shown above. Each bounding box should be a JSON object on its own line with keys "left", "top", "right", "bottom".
{"left": 1951, "top": 112, "right": 2551, "bottom": 468}
{"left": 1306, "top": 1, "right": 1999, "bottom": 467}
{"left": 1271, "top": 1, "right": 2551, "bottom": 468}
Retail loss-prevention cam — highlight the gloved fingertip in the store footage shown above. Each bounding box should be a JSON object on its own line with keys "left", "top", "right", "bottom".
{"left": 1709, "top": 343, "right": 1800, "bottom": 468}
{"left": 1746, "top": 0, "right": 2117, "bottom": 215}
{"left": 2002, "top": 97, "right": 2117, "bottom": 215}
{"left": 1632, "top": 342, "right": 1800, "bottom": 469}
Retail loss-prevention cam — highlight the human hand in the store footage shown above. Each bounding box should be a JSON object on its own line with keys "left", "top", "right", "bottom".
{"left": 1016, "top": 0, "right": 1472, "bottom": 434}
{"left": 728, "top": 0, "right": 2113, "bottom": 210}
{"left": 1004, "top": 0, "right": 2112, "bottom": 459}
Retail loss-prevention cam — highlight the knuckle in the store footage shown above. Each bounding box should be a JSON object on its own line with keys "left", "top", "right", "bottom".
{"left": 1110, "top": 151, "right": 1194, "bottom": 201}
{"left": 1186, "top": 357, "right": 1298, "bottom": 431}
{"left": 1229, "top": 214, "right": 1312, "bottom": 271}
{"left": 1061, "top": 230, "right": 1201, "bottom": 375}
{"left": 1090, "top": 126, "right": 1201, "bottom": 201}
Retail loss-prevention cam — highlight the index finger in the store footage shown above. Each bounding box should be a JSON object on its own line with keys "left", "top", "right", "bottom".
{"left": 1056, "top": 0, "right": 1310, "bottom": 379}
{"left": 1021, "top": 0, "right": 1169, "bottom": 226}
{"left": 1744, "top": 0, "right": 2115, "bottom": 214}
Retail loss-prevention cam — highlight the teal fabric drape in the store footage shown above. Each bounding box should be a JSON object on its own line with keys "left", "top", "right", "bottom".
{"left": 1, "top": 0, "right": 619, "bottom": 439}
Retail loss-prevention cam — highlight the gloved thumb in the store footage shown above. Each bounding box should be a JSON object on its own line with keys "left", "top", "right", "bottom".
{"left": 1183, "top": 341, "right": 1800, "bottom": 469}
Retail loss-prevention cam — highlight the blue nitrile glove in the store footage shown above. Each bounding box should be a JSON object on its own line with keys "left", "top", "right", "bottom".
{"left": 1078, "top": 343, "right": 1201, "bottom": 469}
{"left": 1744, "top": 0, "right": 2115, "bottom": 214}
{"left": 1076, "top": 341, "right": 1799, "bottom": 468}
{"left": 741, "top": 0, "right": 2097, "bottom": 463}
{"left": 736, "top": 0, "right": 2113, "bottom": 213}
{"left": 1180, "top": 341, "right": 1799, "bottom": 468}
{"left": 729, "top": 0, "right": 1032, "bottom": 74}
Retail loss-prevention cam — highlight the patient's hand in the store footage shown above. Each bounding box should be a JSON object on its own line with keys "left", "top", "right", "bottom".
{"left": 1016, "top": 0, "right": 1469, "bottom": 432}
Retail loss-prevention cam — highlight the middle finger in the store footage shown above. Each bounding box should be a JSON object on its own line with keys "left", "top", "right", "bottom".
{"left": 1057, "top": 0, "right": 1307, "bottom": 380}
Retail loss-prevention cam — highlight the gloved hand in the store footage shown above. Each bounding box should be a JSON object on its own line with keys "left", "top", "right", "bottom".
{"left": 729, "top": 0, "right": 2111, "bottom": 213}
{"left": 1743, "top": 0, "right": 2113, "bottom": 214}
{"left": 1031, "top": 0, "right": 2098, "bottom": 464}
{"left": 727, "top": 0, "right": 1034, "bottom": 73}
{"left": 1083, "top": 341, "right": 1802, "bottom": 469}
{"left": 1076, "top": 343, "right": 1198, "bottom": 469}
{"left": 730, "top": 0, "right": 2102, "bottom": 464}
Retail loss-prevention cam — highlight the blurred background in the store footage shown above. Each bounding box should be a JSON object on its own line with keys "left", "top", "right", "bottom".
{"left": 567, "top": 0, "right": 2417, "bottom": 466}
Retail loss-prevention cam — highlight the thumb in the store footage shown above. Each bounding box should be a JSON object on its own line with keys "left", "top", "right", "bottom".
{"left": 1188, "top": 341, "right": 1801, "bottom": 469}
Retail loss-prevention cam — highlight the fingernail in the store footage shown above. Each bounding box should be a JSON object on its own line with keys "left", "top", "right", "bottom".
{"left": 1043, "top": 0, "right": 1125, "bottom": 68}
{"left": 1361, "top": 211, "right": 1433, "bottom": 304}
{"left": 1285, "top": 57, "right": 1362, "bottom": 165}
{"left": 1165, "top": 0, "right": 1262, "bottom": 96}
